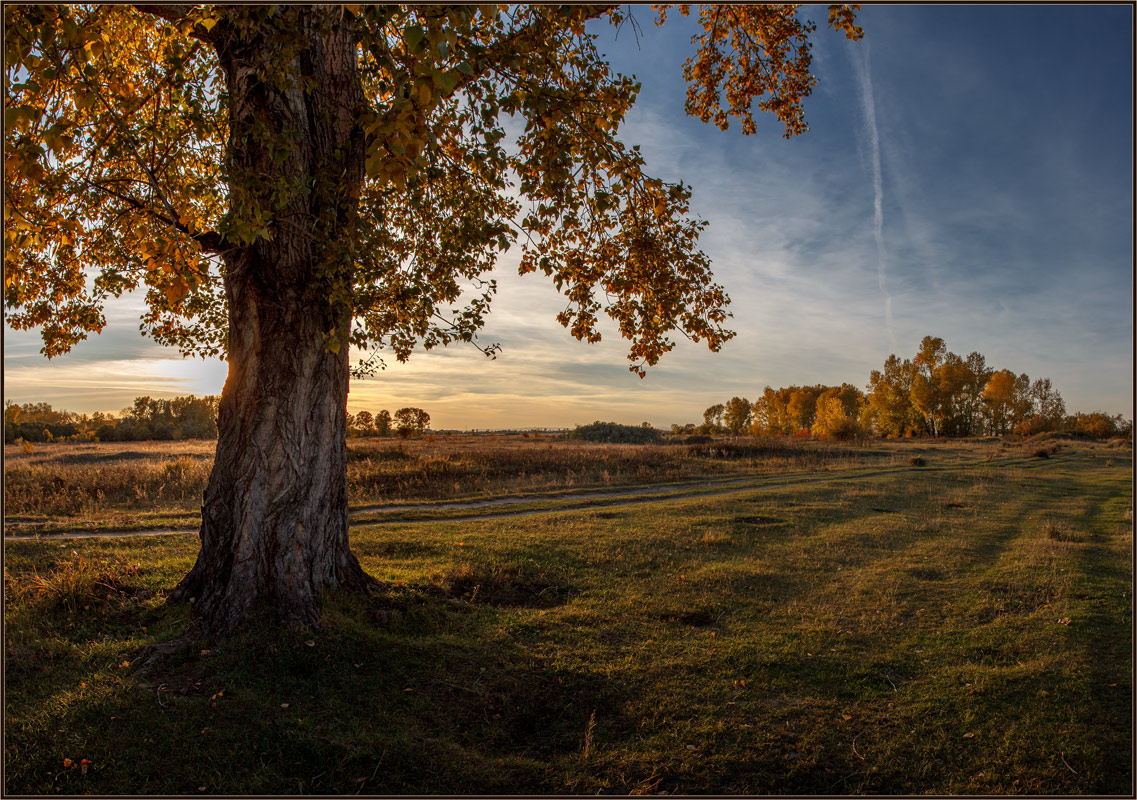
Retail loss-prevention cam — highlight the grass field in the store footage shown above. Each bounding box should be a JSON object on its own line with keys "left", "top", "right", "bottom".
{"left": 3, "top": 435, "right": 1132, "bottom": 793}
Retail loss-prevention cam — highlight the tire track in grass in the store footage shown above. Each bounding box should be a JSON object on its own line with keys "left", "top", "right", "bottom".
{"left": 2, "top": 454, "right": 1074, "bottom": 541}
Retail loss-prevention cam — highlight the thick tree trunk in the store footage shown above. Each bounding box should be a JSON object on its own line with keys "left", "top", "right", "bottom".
{"left": 168, "top": 8, "right": 371, "bottom": 638}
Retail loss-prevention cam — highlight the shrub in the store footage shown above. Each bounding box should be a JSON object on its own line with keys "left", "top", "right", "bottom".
{"left": 565, "top": 421, "right": 661, "bottom": 444}
{"left": 816, "top": 416, "right": 862, "bottom": 441}
{"left": 910, "top": 456, "right": 926, "bottom": 467}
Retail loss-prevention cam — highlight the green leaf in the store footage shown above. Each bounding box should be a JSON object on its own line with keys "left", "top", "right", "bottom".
{"left": 4, "top": 105, "right": 33, "bottom": 129}
{"left": 436, "top": 70, "right": 459, "bottom": 94}
{"left": 403, "top": 24, "right": 425, "bottom": 52}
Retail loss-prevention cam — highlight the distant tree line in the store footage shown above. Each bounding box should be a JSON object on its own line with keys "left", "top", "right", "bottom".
{"left": 4, "top": 395, "right": 220, "bottom": 443}
{"left": 6, "top": 398, "right": 434, "bottom": 443}
{"left": 346, "top": 407, "right": 430, "bottom": 438}
{"left": 676, "top": 336, "right": 1132, "bottom": 441}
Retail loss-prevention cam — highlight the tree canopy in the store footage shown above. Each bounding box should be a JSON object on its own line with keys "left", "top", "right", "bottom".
{"left": 5, "top": 3, "right": 866, "bottom": 640}
{"left": 5, "top": 4, "right": 863, "bottom": 374}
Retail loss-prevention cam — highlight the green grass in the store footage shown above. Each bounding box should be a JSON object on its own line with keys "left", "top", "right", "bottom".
{"left": 3, "top": 442, "right": 1131, "bottom": 793}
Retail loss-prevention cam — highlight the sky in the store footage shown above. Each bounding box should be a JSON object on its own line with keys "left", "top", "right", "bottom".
{"left": 3, "top": 5, "right": 1133, "bottom": 429}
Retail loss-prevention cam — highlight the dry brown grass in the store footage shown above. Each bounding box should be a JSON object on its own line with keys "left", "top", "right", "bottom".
{"left": 4, "top": 435, "right": 887, "bottom": 519}
{"left": 5, "top": 434, "right": 1123, "bottom": 524}
{"left": 4, "top": 441, "right": 214, "bottom": 518}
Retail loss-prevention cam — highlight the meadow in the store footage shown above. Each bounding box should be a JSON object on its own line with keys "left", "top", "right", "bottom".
{"left": 3, "top": 433, "right": 1132, "bottom": 793}
{"left": 4, "top": 434, "right": 901, "bottom": 534}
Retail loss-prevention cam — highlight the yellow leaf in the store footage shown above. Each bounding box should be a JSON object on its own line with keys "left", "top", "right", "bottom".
{"left": 74, "top": 91, "right": 97, "bottom": 112}
{"left": 199, "top": 17, "right": 218, "bottom": 32}
{"left": 164, "top": 277, "right": 189, "bottom": 305}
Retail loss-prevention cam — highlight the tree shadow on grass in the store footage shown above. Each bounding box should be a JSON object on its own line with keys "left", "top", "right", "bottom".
{"left": 4, "top": 584, "right": 634, "bottom": 795}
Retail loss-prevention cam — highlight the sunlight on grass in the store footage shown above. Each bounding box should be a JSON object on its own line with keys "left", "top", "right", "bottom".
{"left": 3, "top": 438, "right": 1131, "bottom": 793}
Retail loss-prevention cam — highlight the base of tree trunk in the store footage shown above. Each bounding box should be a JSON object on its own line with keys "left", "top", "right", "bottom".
{"left": 165, "top": 548, "right": 378, "bottom": 642}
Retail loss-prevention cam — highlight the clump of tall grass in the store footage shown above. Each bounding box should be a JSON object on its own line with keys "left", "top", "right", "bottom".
{"left": 1043, "top": 519, "right": 1080, "bottom": 542}
{"left": 7, "top": 554, "right": 141, "bottom": 613}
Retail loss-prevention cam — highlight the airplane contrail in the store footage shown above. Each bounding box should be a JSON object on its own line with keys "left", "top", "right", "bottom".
{"left": 850, "top": 45, "right": 895, "bottom": 347}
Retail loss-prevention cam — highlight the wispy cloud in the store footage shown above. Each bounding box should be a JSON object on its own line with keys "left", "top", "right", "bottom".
{"left": 848, "top": 44, "right": 895, "bottom": 348}
{"left": 3, "top": 7, "right": 1130, "bottom": 424}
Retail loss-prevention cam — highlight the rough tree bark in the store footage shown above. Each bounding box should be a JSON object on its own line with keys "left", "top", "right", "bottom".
{"left": 166, "top": 9, "right": 373, "bottom": 638}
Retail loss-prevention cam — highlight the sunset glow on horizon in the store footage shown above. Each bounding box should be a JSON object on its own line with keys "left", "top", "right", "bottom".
{"left": 4, "top": 5, "right": 1132, "bottom": 430}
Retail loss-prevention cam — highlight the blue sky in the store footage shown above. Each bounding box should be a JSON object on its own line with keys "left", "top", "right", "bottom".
{"left": 4, "top": 5, "right": 1132, "bottom": 429}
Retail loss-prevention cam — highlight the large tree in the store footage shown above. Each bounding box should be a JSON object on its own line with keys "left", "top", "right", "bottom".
{"left": 5, "top": 3, "right": 862, "bottom": 639}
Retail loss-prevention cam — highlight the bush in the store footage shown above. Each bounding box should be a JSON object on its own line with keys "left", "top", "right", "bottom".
{"left": 565, "top": 421, "right": 662, "bottom": 444}
{"left": 816, "top": 416, "right": 862, "bottom": 441}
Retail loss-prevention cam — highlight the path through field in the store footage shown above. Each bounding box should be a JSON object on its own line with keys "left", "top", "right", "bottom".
{"left": 3, "top": 454, "right": 1051, "bottom": 540}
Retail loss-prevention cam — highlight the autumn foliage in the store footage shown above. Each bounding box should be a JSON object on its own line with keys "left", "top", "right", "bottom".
{"left": 690, "top": 336, "right": 1129, "bottom": 440}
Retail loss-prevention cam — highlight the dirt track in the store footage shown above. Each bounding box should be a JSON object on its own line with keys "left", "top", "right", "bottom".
{"left": 2, "top": 463, "right": 962, "bottom": 540}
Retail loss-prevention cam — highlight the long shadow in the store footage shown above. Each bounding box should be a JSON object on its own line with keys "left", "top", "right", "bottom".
{"left": 3, "top": 585, "right": 635, "bottom": 795}
{"left": 46, "top": 451, "right": 213, "bottom": 466}
{"left": 1059, "top": 481, "right": 1133, "bottom": 793}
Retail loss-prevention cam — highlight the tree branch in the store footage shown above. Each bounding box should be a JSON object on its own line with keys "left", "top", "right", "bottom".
{"left": 132, "top": 4, "right": 219, "bottom": 43}
{"left": 363, "top": 5, "right": 619, "bottom": 154}
{"left": 90, "top": 181, "right": 226, "bottom": 255}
